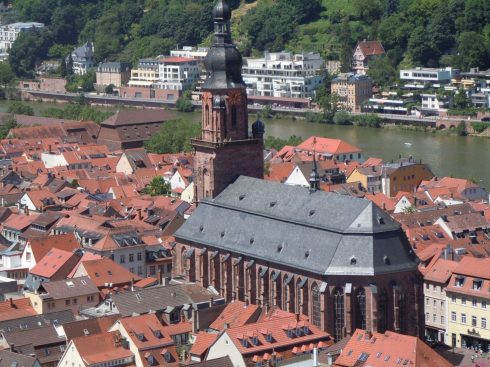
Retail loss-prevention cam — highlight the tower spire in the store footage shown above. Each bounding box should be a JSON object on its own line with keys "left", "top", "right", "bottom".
{"left": 310, "top": 138, "right": 320, "bottom": 192}
{"left": 212, "top": 0, "right": 232, "bottom": 44}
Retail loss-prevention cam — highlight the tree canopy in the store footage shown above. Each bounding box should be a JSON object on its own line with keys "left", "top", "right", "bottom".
{"left": 145, "top": 119, "right": 200, "bottom": 154}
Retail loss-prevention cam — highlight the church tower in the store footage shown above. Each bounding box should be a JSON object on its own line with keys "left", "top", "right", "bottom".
{"left": 192, "top": 0, "right": 264, "bottom": 202}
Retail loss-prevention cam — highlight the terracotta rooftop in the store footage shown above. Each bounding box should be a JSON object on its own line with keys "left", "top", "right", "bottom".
{"left": 210, "top": 301, "right": 260, "bottom": 331}
{"left": 27, "top": 233, "right": 80, "bottom": 263}
{"left": 41, "top": 276, "right": 99, "bottom": 300}
{"left": 190, "top": 332, "right": 218, "bottom": 357}
{"left": 356, "top": 40, "right": 385, "bottom": 57}
{"left": 423, "top": 258, "right": 458, "bottom": 284}
{"left": 119, "top": 314, "right": 174, "bottom": 349}
{"left": 73, "top": 257, "right": 141, "bottom": 288}
{"left": 296, "top": 136, "right": 362, "bottom": 155}
{"left": 0, "top": 298, "right": 37, "bottom": 322}
{"left": 71, "top": 331, "right": 134, "bottom": 365}
{"left": 333, "top": 329, "right": 451, "bottom": 367}
{"left": 29, "top": 248, "right": 80, "bottom": 279}
{"left": 62, "top": 315, "right": 118, "bottom": 340}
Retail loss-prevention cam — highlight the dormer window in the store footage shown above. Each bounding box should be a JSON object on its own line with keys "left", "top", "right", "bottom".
{"left": 265, "top": 332, "right": 273, "bottom": 342}
{"left": 455, "top": 276, "right": 465, "bottom": 287}
{"left": 240, "top": 338, "right": 249, "bottom": 348}
{"left": 473, "top": 279, "right": 482, "bottom": 290}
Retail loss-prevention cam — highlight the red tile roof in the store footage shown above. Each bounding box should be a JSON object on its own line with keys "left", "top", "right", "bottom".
{"left": 160, "top": 57, "right": 196, "bottom": 63}
{"left": 423, "top": 258, "right": 458, "bottom": 284}
{"left": 0, "top": 298, "right": 37, "bottom": 322}
{"left": 356, "top": 40, "right": 385, "bottom": 57}
{"left": 210, "top": 301, "right": 260, "bottom": 331}
{"left": 334, "top": 329, "right": 451, "bottom": 367}
{"left": 71, "top": 331, "right": 134, "bottom": 365}
{"left": 220, "top": 313, "right": 332, "bottom": 355}
{"left": 119, "top": 314, "right": 174, "bottom": 349}
{"left": 73, "top": 258, "right": 141, "bottom": 288}
{"left": 29, "top": 248, "right": 79, "bottom": 279}
{"left": 265, "top": 162, "right": 295, "bottom": 182}
{"left": 365, "top": 193, "right": 395, "bottom": 212}
{"left": 27, "top": 233, "right": 80, "bottom": 263}
{"left": 296, "top": 136, "right": 362, "bottom": 155}
{"left": 190, "top": 332, "right": 218, "bottom": 357}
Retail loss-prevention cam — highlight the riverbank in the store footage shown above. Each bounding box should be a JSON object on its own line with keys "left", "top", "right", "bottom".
{"left": 1, "top": 99, "right": 488, "bottom": 187}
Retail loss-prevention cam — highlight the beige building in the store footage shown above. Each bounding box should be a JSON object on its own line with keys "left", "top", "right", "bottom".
{"left": 24, "top": 276, "right": 99, "bottom": 315}
{"left": 422, "top": 256, "right": 458, "bottom": 344}
{"left": 331, "top": 73, "right": 372, "bottom": 112}
{"left": 96, "top": 62, "right": 131, "bottom": 88}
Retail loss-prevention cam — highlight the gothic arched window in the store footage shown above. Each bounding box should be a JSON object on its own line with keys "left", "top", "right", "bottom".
{"left": 333, "top": 288, "right": 345, "bottom": 341}
{"left": 355, "top": 288, "right": 366, "bottom": 330}
{"left": 231, "top": 106, "right": 237, "bottom": 128}
{"left": 311, "top": 283, "right": 321, "bottom": 328}
{"left": 378, "top": 289, "right": 388, "bottom": 333}
{"left": 205, "top": 104, "right": 210, "bottom": 126}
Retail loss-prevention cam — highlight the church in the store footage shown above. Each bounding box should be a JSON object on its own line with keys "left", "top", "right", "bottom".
{"left": 173, "top": 0, "right": 424, "bottom": 341}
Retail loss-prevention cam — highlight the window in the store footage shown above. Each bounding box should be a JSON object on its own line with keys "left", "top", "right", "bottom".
{"left": 426, "top": 298, "right": 429, "bottom": 305}
{"left": 433, "top": 300, "right": 437, "bottom": 307}
{"left": 129, "top": 253, "right": 134, "bottom": 262}
{"left": 333, "top": 289, "right": 346, "bottom": 341}
{"left": 311, "top": 284, "right": 321, "bottom": 328}
{"left": 472, "top": 279, "right": 482, "bottom": 290}
{"left": 451, "top": 312, "right": 456, "bottom": 322}
{"left": 462, "top": 297, "right": 467, "bottom": 305}
{"left": 441, "top": 316, "right": 445, "bottom": 324}
{"left": 455, "top": 276, "right": 465, "bottom": 287}
{"left": 120, "top": 254, "right": 126, "bottom": 264}
{"left": 451, "top": 295, "right": 456, "bottom": 303}
{"left": 149, "top": 266, "right": 156, "bottom": 276}
{"left": 426, "top": 313, "right": 429, "bottom": 321}
{"left": 73, "top": 298, "right": 77, "bottom": 305}
{"left": 65, "top": 299, "right": 71, "bottom": 306}
{"left": 461, "top": 314, "right": 466, "bottom": 324}
{"left": 355, "top": 288, "right": 366, "bottom": 330}
{"left": 433, "top": 314, "right": 436, "bottom": 323}
{"left": 482, "top": 318, "right": 487, "bottom": 329}
{"left": 472, "top": 316, "right": 477, "bottom": 327}
{"left": 472, "top": 298, "right": 477, "bottom": 307}
{"left": 483, "top": 301, "right": 487, "bottom": 309}
{"left": 137, "top": 252, "right": 142, "bottom": 261}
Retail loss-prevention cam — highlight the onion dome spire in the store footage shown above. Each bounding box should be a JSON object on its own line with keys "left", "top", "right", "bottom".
{"left": 310, "top": 138, "right": 320, "bottom": 192}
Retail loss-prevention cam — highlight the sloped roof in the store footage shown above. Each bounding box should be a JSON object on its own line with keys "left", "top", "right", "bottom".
{"left": 75, "top": 258, "right": 141, "bottom": 288}
{"left": 0, "top": 349, "right": 39, "bottom": 367}
{"left": 175, "top": 177, "right": 417, "bottom": 276}
{"left": 62, "top": 315, "right": 118, "bottom": 340}
{"left": 41, "top": 276, "right": 99, "bottom": 300}
{"left": 111, "top": 284, "right": 221, "bottom": 317}
{"left": 118, "top": 314, "right": 174, "bottom": 349}
{"left": 0, "top": 298, "right": 37, "bottom": 322}
{"left": 28, "top": 233, "right": 80, "bottom": 262}
{"left": 296, "top": 136, "right": 362, "bottom": 155}
{"left": 356, "top": 40, "right": 385, "bottom": 56}
{"left": 71, "top": 331, "right": 134, "bottom": 365}
{"left": 210, "top": 301, "right": 260, "bottom": 331}
{"left": 29, "top": 248, "right": 79, "bottom": 279}
{"left": 101, "top": 109, "right": 175, "bottom": 126}
{"left": 333, "top": 329, "right": 451, "bottom": 367}
{"left": 190, "top": 332, "right": 219, "bottom": 357}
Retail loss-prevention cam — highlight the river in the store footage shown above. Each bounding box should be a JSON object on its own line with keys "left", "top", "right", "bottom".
{"left": 1, "top": 101, "right": 488, "bottom": 189}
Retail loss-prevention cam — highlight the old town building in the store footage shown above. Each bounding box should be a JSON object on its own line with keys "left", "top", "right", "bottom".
{"left": 191, "top": 0, "right": 264, "bottom": 202}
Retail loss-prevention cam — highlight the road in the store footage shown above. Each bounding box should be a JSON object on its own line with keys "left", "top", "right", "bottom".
{"left": 21, "top": 89, "right": 485, "bottom": 125}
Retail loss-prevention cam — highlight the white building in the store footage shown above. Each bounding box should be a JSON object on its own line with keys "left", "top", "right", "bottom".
{"left": 400, "top": 67, "right": 458, "bottom": 86}
{"left": 170, "top": 46, "right": 209, "bottom": 60}
{"left": 242, "top": 51, "right": 324, "bottom": 99}
{"left": 0, "top": 22, "right": 44, "bottom": 60}
{"left": 421, "top": 94, "right": 451, "bottom": 113}
{"left": 69, "top": 42, "right": 95, "bottom": 75}
{"left": 154, "top": 57, "right": 200, "bottom": 92}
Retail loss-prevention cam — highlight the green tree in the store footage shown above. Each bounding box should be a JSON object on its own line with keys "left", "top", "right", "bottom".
{"left": 141, "top": 176, "right": 171, "bottom": 197}
{"left": 8, "top": 102, "right": 34, "bottom": 116}
{"left": 333, "top": 110, "right": 352, "bottom": 125}
{"left": 367, "top": 56, "right": 397, "bottom": 86}
{"left": 8, "top": 29, "right": 53, "bottom": 77}
{"left": 264, "top": 135, "right": 303, "bottom": 151}
{"left": 0, "top": 62, "right": 15, "bottom": 87}
{"left": 0, "top": 115, "right": 17, "bottom": 139}
{"left": 455, "top": 32, "right": 489, "bottom": 70}
{"left": 453, "top": 88, "right": 471, "bottom": 109}
{"left": 145, "top": 119, "right": 200, "bottom": 154}
{"left": 176, "top": 90, "right": 194, "bottom": 112}
{"left": 105, "top": 84, "right": 115, "bottom": 95}
{"left": 66, "top": 53, "right": 73, "bottom": 76}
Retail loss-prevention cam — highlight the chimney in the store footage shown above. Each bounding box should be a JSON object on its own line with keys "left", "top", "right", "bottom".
{"left": 9, "top": 298, "right": 14, "bottom": 308}
{"left": 295, "top": 313, "right": 300, "bottom": 322}
{"left": 9, "top": 343, "right": 14, "bottom": 352}
{"left": 224, "top": 323, "right": 230, "bottom": 330}
{"left": 382, "top": 202, "right": 386, "bottom": 211}
{"left": 313, "top": 347, "right": 318, "bottom": 366}
{"left": 48, "top": 144, "right": 52, "bottom": 153}
{"left": 157, "top": 269, "right": 162, "bottom": 285}
{"left": 137, "top": 208, "right": 142, "bottom": 221}
{"left": 209, "top": 297, "right": 214, "bottom": 307}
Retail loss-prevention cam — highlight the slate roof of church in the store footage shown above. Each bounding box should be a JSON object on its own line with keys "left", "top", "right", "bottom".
{"left": 175, "top": 176, "right": 418, "bottom": 276}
